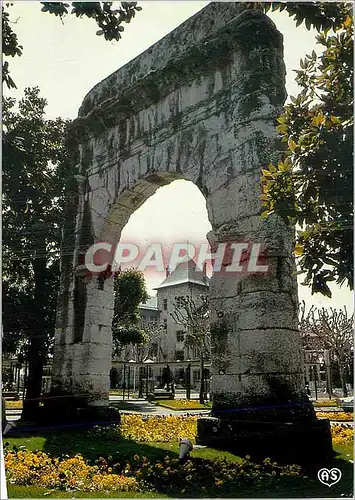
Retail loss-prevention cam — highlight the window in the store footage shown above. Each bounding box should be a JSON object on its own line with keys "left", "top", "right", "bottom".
{"left": 176, "top": 331, "right": 185, "bottom": 343}
{"left": 149, "top": 342, "right": 158, "bottom": 358}
{"left": 193, "top": 370, "right": 200, "bottom": 382}
{"left": 163, "top": 299, "right": 168, "bottom": 310}
{"left": 175, "top": 350, "right": 184, "bottom": 361}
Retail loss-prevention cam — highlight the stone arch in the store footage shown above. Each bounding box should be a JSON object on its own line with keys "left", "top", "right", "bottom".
{"left": 52, "top": 3, "right": 307, "bottom": 419}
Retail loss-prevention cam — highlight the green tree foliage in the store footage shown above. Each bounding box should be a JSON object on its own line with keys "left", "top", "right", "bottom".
{"left": 2, "top": 5, "right": 23, "bottom": 89}
{"left": 111, "top": 268, "right": 149, "bottom": 355}
{"left": 250, "top": 2, "right": 353, "bottom": 32}
{"left": 258, "top": 4, "right": 353, "bottom": 297}
{"left": 3, "top": 87, "right": 71, "bottom": 419}
{"left": 2, "top": 1, "right": 142, "bottom": 89}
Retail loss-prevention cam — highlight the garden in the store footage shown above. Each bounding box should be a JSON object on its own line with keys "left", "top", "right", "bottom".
{"left": 155, "top": 399, "right": 212, "bottom": 410}
{"left": 4, "top": 414, "right": 354, "bottom": 498}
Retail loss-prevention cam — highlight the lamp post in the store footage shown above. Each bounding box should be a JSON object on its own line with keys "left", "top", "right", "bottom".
{"left": 128, "top": 359, "right": 136, "bottom": 398}
{"left": 144, "top": 358, "right": 153, "bottom": 398}
{"left": 324, "top": 350, "right": 332, "bottom": 399}
{"left": 122, "top": 363, "right": 126, "bottom": 401}
{"left": 186, "top": 359, "right": 191, "bottom": 400}
{"left": 313, "top": 365, "right": 318, "bottom": 400}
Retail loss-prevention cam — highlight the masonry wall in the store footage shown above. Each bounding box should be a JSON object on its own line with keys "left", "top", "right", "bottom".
{"left": 52, "top": 4, "right": 308, "bottom": 417}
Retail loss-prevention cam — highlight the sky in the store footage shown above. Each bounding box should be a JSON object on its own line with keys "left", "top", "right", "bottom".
{"left": 4, "top": 1, "right": 353, "bottom": 312}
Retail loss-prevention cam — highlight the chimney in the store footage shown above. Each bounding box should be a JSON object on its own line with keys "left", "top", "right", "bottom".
{"left": 203, "top": 262, "right": 207, "bottom": 275}
{"left": 165, "top": 266, "right": 170, "bottom": 277}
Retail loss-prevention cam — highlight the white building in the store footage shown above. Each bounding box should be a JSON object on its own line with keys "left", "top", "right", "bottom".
{"left": 112, "top": 259, "right": 210, "bottom": 390}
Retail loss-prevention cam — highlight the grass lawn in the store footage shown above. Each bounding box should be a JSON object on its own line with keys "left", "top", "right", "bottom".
{"left": 155, "top": 399, "right": 212, "bottom": 410}
{"left": 7, "top": 485, "right": 168, "bottom": 498}
{"left": 4, "top": 428, "right": 353, "bottom": 498}
{"left": 4, "top": 431, "right": 242, "bottom": 464}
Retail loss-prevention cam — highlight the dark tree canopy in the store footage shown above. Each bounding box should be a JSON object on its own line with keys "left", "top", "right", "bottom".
{"left": 3, "top": 87, "right": 71, "bottom": 419}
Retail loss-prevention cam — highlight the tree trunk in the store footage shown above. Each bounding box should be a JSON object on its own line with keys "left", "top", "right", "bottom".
{"left": 199, "top": 356, "right": 205, "bottom": 404}
{"left": 21, "top": 338, "right": 45, "bottom": 421}
{"left": 338, "top": 360, "right": 348, "bottom": 397}
{"left": 22, "top": 257, "right": 48, "bottom": 422}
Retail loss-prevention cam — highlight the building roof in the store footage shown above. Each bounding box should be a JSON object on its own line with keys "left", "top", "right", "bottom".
{"left": 153, "top": 259, "right": 209, "bottom": 290}
{"left": 139, "top": 295, "right": 158, "bottom": 310}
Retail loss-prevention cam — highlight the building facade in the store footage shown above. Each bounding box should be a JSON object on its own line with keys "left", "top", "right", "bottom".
{"left": 112, "top": 259, "right": 210, "bottom": 391}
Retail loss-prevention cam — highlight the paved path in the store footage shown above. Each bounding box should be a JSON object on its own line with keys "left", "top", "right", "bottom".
{"left": 5, "top": 396, "right": 353, "bottom": 422}
{"left": 111, "top": 399, "right": 210, "bottom": 416}
{"left": 5, "top": 397, "right": 211, "bottom": 422}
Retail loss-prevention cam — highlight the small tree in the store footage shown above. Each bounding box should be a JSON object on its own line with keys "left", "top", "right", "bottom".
{"left": 299, "top": 301, "right": 353, "bottom": 396}
{"left": 171, "top": 295, "right": 211, "bottom": 404}
{"left": 111, "top": 267, "right": 149, "bottom": 356}
{"left": 131, "top": 321, "right": 166, "bottom": 397}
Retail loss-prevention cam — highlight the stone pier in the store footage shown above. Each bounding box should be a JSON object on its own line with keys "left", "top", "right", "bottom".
{"left": 51, "top": 2, "right": 333, "bottom": 460}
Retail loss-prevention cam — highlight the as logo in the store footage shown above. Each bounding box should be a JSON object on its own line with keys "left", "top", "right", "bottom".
{"left": 317, "top": 468, "right": 342, "bottom": 487}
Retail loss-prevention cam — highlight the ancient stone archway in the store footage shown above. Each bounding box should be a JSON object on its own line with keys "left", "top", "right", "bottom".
{"left": 52, "top": 3, "right": 332, "bottom": 460}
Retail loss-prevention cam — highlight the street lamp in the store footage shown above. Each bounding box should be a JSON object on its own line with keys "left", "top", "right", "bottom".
{"left": 144, "top": 358, "right": 154, "bottom": 398}
{"left": 122, "top": 362, "right": 127, "bottom": 401}
{"left": 186, "top": 359, "right": 191, "bottom": 400}
{"left": 324, "top": 349, "right": 332, "bottom": 399}
{"left": 128, "top": 359, "right": 136, "bottom": 398}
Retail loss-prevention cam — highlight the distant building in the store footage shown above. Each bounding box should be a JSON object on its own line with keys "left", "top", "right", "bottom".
{"left": 153, "top": 259, "right": 209, "bottom": 363}
{"left": 113, "top": 259, "right": 210, "bottom": 390}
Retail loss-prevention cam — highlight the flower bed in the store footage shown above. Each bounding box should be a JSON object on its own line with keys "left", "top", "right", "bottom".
{"left": 331, "top": 425, "right": 354, "bottom": 446}
{"left": 131, "top": 454, "right": 305, "bottom": 495}
{"left": 92, "top": 414, "right": 354, "bottom": 446}
{"left": 156, "top": 399, "right": 212, "bottom": 410}
{"left": 4, "top": 400, "right": 23, "bottom": 410}
{"left": 317, "top": 411, "right": 354, "bottom": 422}
{"left": 5, "top": 447, "right": 306, "bottom": 495}
{"left": 92, "top": 414, "right": 198, "bottom": 442}
{"left": 4, "top": 415, "right": 354, "bottom": 495}
{"left": 5, "top": 450, "right": 139, "bottom": 492}
{"left": 313, "top": 400, "right": 338, "bottom": 408}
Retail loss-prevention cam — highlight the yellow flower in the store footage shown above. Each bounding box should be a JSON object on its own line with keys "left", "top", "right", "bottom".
{"left": 317, "top": 412, "right": 353, "bottom": 422}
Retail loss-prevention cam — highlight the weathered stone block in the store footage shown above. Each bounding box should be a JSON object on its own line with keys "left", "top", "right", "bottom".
{"left": 196, "top": 416, "right": 334, "bottom": 465}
